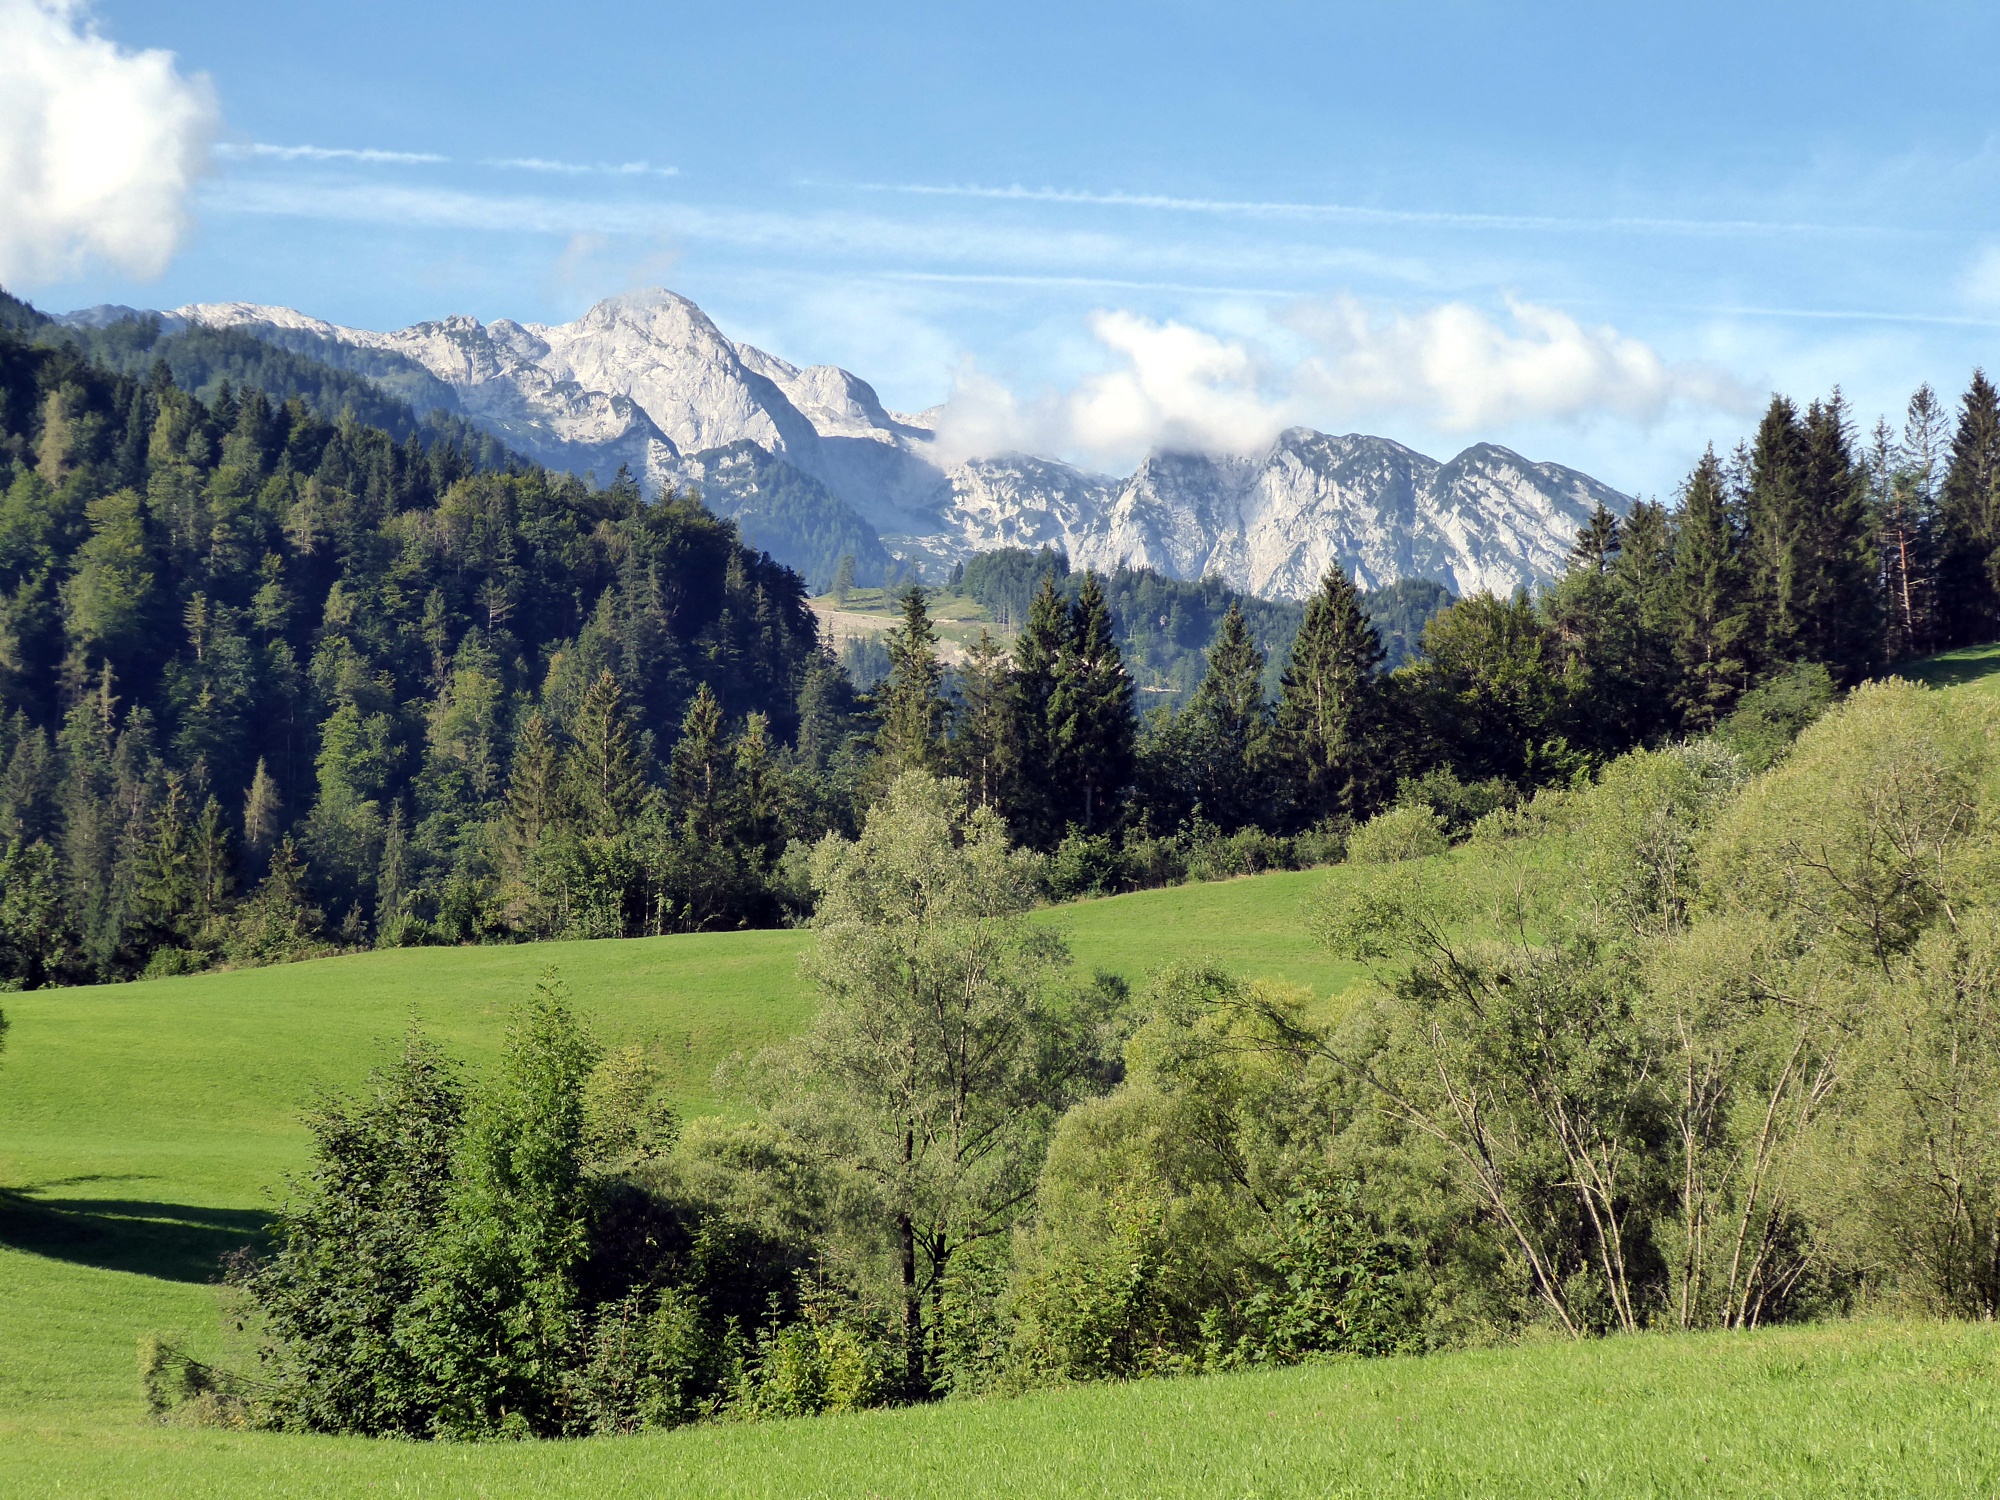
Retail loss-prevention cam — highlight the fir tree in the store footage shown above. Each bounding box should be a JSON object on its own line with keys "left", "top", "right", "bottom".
{"left": 1667, "top": 449, "right": 1749, "bottom": 729}
{"left": 1274, "top": 565, "right": 1385, "bottom": 826}
{"left": 243, "top": 756, "right": 282, "bottom": 874}
{"left": 1182, "top": 601, "right": 1271, "bottom": 831}
{"left": 502, "top": 713, "right": 564, "bottom": 857}
{"left": 1002, "top": 573, "right": 1070, "bottom": 844}
{"left": 566, "top": 672, "right": 646, "bottom": 838}
{"left": 951, "top": 630, "right": 1013, "bottom": 812}
{"left": 1939, "top": 369, "right": 2000, "bottom": 647}
{"left": 1049, "top": 572, "right": 1135, "bottom": 834}
{"left": 875, "top": 586, "right": 946, "bottom": 775}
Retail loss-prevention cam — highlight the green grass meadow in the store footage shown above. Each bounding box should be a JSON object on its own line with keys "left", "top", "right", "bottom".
{"left": 7, "top": 649, "right": 2000, "bottom": 1494}
{"left": 0, "top": 869, "right": 1360, "bottom": 1472}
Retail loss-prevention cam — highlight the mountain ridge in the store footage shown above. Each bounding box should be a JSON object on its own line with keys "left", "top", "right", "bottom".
{"left": 64, "top": 289, "right": 1632, "bottom": 599}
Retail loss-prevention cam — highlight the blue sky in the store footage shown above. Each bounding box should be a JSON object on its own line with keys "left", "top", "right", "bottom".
{"left": 12, "top": 0, "right": 2000, "bottom": 495}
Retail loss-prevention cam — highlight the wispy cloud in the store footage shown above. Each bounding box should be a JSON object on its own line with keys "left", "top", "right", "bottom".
{"left": 488, "top": 157, "right": 677, "bottom": 178}
{"left": 849, "top": 180, "right": 1920, "bottom": 240}
{"left": 218, "top": 141, "right": 447, "bottom": 165}
{"left": 200, "top": 178, "right": 1426, "bottom": 285}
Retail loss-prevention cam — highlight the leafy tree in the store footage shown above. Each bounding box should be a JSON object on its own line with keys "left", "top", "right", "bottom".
{"left": 408, "top": 975, "right": 601, "bottom": 1438}
{"left": 247, "top": 1034, "right": 468, "bottom": 1435}
{"left": 766, "top": 773, "right": 1112, "bottom": 1391}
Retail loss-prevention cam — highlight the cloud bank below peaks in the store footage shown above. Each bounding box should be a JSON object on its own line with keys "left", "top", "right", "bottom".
{"left": 0, "top": 0, "right": 218, "bottom": 287}
{"left": 930, "top": 296, "right": 1752, "bottom": 472}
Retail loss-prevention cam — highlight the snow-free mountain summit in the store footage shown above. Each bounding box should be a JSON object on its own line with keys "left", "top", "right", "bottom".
{"left": 135, "top": 289, "right": 1632, "bottom": 598}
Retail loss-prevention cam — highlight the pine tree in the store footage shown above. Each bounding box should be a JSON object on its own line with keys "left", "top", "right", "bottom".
{"left": 1183, "top": 601, "right": 1271, "bottom": 831}
{"left": 1939, "top": 369, "right": 2000, "bottom": 647}
{"left": 1050, "top": 572, "right": 1135, "bottom": 835}
{"left": 831, "top": 554, "right": 856, "bottom": 604}
{"left": 1667, "top": 449, "right": 1749, "bottom": 729}
{"left": 1274, "top": 565, "right": 1384, "bottom": 826}
{"left": 875, "top": 586, "right": 946, "bottom": 775}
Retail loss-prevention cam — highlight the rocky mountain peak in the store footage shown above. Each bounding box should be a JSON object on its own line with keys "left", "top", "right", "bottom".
{"left": 141, "top": 287, "right": 1630, "bottom": 600}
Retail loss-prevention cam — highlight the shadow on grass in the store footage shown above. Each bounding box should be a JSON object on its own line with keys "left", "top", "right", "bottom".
{"left": 1895, "top": 642, "right": 2000, "bottom": 690}
{"left": 0, "top": 1187, "right": 269, "bottom": 1283}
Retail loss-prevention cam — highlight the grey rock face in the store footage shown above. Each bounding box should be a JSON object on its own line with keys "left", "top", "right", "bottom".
{"left": 168, "top": 289, "right": 1630, "bottom": 599}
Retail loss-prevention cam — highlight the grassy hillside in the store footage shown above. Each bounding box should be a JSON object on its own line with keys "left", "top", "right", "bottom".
{"left": 0, "top": 868, "right": 1358, "bottom": 1443}
{"left": 1895, "top": 640, "right": 2000, "bottom": 695}
{"left": 8, "top": 656, "right": 1999, "bottom": 1493}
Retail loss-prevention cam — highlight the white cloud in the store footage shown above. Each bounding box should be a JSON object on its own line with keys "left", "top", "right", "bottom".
{"left": 1291, "top": 295, "right": 1752, "bottom": 430}
{"left": 932, "top": 297, "right": 1751, "bottom": 469}
{"left": 931, "top": 311, "right": 1295, "bottom": 468}
{"left": 219, "top": 142, "right": 446, "bottom": 165}
{"left": 0, "top": 0, "right": 218, "bottom": 286}
{"left": 489, "top": 157, "right": 678, "bottom": 178}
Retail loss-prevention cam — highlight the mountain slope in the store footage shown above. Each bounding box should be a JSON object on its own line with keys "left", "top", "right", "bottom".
{"left": 161, "top": 289, "right": 1631, "bottom": 599}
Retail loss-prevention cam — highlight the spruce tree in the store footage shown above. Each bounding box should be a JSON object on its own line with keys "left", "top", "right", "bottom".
{"left": 1939, "top": 369, "right": 2000, "bottom": 647}
{"left": 1274, "top": 566, "right": 1384, "bottom": 826}
{"left": 1569, "top": 504, "right": 1622, "bottom": 574}
{"left": 1001, "top": 573, "right": 1070, "bottom": 845}
{"left": 1183, "top": 601, "right": 1271, "bottom": 831}
{"left": 875, "top": 586, "right": 946, "bottom": 776}
{"left": 667, "top": 683, "right": 728, "bottom": 837}
{"left": 242, "top": 756, "right": 282, "bottom": 874}
{"left": 1742, "top": 395, "right": 1809, "bottom": 668}
{"left": 503, "top": 714, "right": 563, "bottom": 856}
{"left": 1797, "top": 393, "right": 1880, "bottom": 679}
{"left": 952, "top": 630, "right": 1013, "bottom": 812}
{"left": 1894, "top": 384, "right": 1948, "bottom": 654}
{"left": 566, "top": 672, "right": 646, "bottom": 838}
{"left": 1049, "top": 572, "right": 1135, "bottom": 834}
{"left": 1667, "top": 448, "right": 1749, "bottom": 729}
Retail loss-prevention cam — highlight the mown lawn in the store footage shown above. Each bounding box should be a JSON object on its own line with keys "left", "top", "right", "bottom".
{"left": 4, "top": 1320, "right": 1997, "bottom": 1498}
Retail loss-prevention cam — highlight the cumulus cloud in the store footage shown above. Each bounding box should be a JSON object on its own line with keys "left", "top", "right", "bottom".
{"left": 1291, "top": 295, "right": 1750, "bottom": 430}
{"left": 0, "top": 0, "right": 218, "bottom": 287}
{"left": 931, "top": 296, "right": 1749, "bottom": 468}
